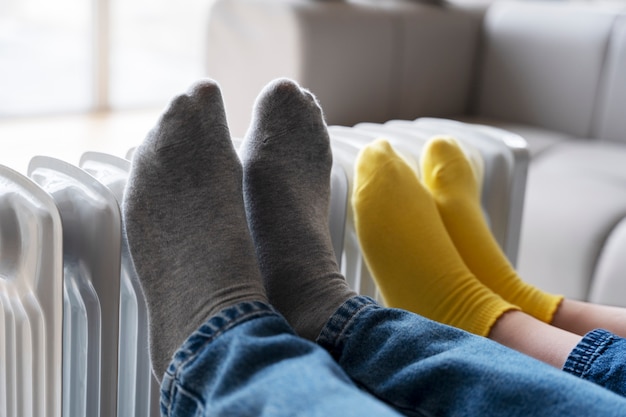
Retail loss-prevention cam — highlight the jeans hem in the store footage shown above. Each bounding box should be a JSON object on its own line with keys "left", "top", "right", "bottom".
{"left": 562, "top": 328, "right": 615, "bottom": 379}
{"left": 316, "top": 295, "right": 379, "bottom": 357}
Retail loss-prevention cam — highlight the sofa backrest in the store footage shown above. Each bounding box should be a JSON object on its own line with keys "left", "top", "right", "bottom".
{"left": 474, "top": 1, "right": 621, "bottom": 140}
{"left": 206, "top": 0, "right": 483, "bottom": 137}
{"left": 376, "top": 3, "right": 482, "bottom": 123}
{"left": 206, "top": 0, "right": 626, "bottom": 140}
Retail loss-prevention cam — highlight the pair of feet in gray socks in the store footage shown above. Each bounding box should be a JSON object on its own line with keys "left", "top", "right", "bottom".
{"left": 123, "top": 79, "right": 357, "bottom": 380}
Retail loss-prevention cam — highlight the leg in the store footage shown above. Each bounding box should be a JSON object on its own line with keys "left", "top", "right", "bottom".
{"left": 351, "top": 138, "right": 626, "bottom": 399}
{"left": 240, "top": 81, "right": 626, "bottom": 413}
{"left": 123, "top": 79, "right": 267, "bottom": 379}
{"left": 491, "top": 301, "right": 626, "bottom": 367}
{"left": 419, "top": 136, "right": 564, "bottom": 323}
{"left": 123, "top": 79, "right": 401, "bottom": 417}
{"left": 491, "top": 311, "right": 626, "bottom": 396}
{"left": 552, "top": 299, "right": 626, "bottom": 337}
{"left": 418, "top": 137, "right": 626, "bottom": 337}
{"left": 240, "top": 78, "right": 356, "bottom": 340}
{"left": 351, "top": 139, "right": 584, "bottom": 368}
{"left": 319, "top": 296, "right": 626, "bottom": 416}
{"left": 489, "top": 309, "right": 581, "bottom": 368}
{"left": 161, "top": 301, "right": 402, "bottom": 417}
{"left": 352, "top": 139, "right": 517, "bottom": 337}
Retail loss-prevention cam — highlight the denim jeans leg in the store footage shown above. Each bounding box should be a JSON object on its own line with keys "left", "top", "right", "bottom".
{"left": 563, "top": 328, "right": 626, "bottom": 397}
{"left": 160, "top": 300, "right": 402, "bottom": 417}
{"left": 318, "top": 296, "right": 626, "bottom": 417}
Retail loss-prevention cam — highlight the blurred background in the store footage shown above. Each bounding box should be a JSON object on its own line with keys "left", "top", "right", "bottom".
{"left": 0, "top": 0, "right": 214, "bottom": 171}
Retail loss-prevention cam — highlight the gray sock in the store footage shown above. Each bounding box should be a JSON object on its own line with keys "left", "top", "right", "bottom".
{"left": 123, "top": 80, "right": 268, "bottom": 381}
{"left": 240, "top": 78, "right": 356, "bottom": 341}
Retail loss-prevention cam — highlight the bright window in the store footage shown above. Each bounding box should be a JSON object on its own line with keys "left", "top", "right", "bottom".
{"left": 110, "top": 0, "right": 210, "bottom": 109}
{"left": 0, "top": 0, "right": 91, "bottom": 116}
{"left": 0, "top": 0, "right": 211, "bottom": 118}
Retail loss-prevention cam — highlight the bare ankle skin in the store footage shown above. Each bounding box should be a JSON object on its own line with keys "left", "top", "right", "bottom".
{"left": 551, "top": 299, "right": 626, "bottom": 338}
{"left": 489, "top": 310, "right": 581, "bottom": 369}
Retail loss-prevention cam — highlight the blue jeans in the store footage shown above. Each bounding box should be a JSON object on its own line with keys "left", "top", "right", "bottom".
{"left": 161, "top": 296, "right": 626, "bottom": 417}
{"left": 563, "top": 327, "right": 626, "bottom": 395}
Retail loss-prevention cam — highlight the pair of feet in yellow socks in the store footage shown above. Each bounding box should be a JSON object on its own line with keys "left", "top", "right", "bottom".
{"left": 352, "top": 137, "right": 563, "bottom": 337}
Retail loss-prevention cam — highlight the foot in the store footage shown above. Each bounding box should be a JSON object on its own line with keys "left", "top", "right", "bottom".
{"left": 123, "top": 80, "right": 267, "bottom": 380}
{"left": 420, "top": 136, "right": 563, "bottom": 323}
{"left": 240, "top": 79, "right": 356, "bottom": 341}
{"left": 352, "top": 139, "right": 517, "bottom": 336}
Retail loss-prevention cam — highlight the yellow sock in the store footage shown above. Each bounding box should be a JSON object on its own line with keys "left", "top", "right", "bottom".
{"left": 352, "top": 139, "right": 517, "bottom": 336}
{"left": 420, "top": 136, "right": 563, "bottom": 323}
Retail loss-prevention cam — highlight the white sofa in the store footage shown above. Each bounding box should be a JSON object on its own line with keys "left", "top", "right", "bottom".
{"left": 206, "top": 0, "right": 626, "bottom": 306}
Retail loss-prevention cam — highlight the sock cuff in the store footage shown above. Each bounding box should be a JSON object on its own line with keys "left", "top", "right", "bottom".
{"left": 529, "top": 293, "right": 565, "bottom": 324}
{"left": 463, "top": 296, "right": 521, "bottom": 338}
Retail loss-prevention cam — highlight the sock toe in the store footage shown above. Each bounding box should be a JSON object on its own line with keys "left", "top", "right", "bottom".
{"left": 421, "top": 136, "right": 479, "bottom": 199}
{"left": 248, "top": 78, "right": 325, "bottom": 137}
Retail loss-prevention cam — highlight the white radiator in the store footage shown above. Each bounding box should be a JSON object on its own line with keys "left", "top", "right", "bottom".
{"left": 0, "top": 117, "right": 528, "bottom": 417}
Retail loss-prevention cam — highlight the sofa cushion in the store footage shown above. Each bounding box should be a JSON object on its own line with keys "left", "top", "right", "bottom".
{"left": 392, "top": 4, "right": 482, "bottom": 121}
{"left": 516, "top": 141, "right": 626, "bottom": 300}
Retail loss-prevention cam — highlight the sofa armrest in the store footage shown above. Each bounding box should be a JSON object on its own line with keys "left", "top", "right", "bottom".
{"left": 206, "top": 0, "right": 481, "bottom": 136}
{"left": 590, "top": 217, "right": 626, "bottom": 307}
